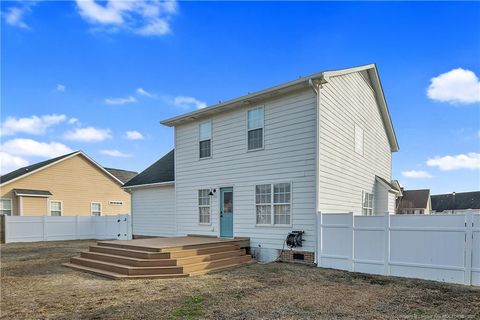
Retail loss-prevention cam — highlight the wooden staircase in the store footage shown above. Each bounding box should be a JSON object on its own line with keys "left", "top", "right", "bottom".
{"left": 63, "top": 237, "right": 253, "bottom": 279}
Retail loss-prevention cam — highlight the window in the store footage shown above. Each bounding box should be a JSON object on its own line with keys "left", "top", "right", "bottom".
{"left": 247, "top": 107, "right": 264, "bottom": 150}
{"left": 362, "top": 191, "right": 374, "bottom": 215}
{"left": 199, "top": 121, "right": 212, "bottom": 158}
{"left": 0, "top": 199, "right": 12, "bottom": 215}
{"left": 50, "top": 201, "right": 62, "bottom": 216}
{"left": 91, "top": 202, "right": 102, "bottom": 216}
{"left": 198, "top": 189, "right": 211, "bottom": 224}
{"left": 255, "top": 183, "right": 291, "bottom": 225}
{"left": 354, "top": 123, "right": 364, "bottom": 155}
{"left": 109, "top": 201, "right": 123, "bottom": 206}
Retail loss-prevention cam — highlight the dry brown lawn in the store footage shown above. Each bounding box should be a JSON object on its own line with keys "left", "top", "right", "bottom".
{"left": 1, "top": 240, "right": 479, "bottom": 320}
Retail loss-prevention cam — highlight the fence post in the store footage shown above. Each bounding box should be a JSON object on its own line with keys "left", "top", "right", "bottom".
{"left": 318, "top": 211, "right": 322, "bottom": 267}
{"left": 4, "top": 215, "right": 8, "bottom": 243}
{"left": 384, "top": 212, "right": 390, "bottom": 276}
{"left": 350, "top": 212, "right": 354, "bottom": 272}
{"left": 75, "top": 215, "right": 79, "bottom": 239}
{"left": 465, "top": 211, "right": 473, "bottom": 285}
{"left": 42, "top": 215, "right": 47, "bottom": 241}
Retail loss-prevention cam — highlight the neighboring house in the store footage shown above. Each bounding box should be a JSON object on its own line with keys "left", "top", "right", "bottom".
{"left": 127, "top": 64, "right": 400, "bottom": 261}
{"left": 396, "top": 189, "right": 431, "bottom": 214}
{"left": 0, "top": 151, "right": 137, "bottom": 216}
{"left": 431, "top": 191, "right": 480, "bottom": 214}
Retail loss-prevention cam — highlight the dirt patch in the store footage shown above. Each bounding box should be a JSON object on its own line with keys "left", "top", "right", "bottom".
{"left": 1, "top": 241, "right": 479, "bottom": 319}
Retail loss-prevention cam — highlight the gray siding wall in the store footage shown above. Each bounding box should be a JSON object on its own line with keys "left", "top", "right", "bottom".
{"left": 318, "top": 71, "right": 392, "bottom": 215}
{"left": 131, "top": 185, "right": 176, "bottom": 236}
{"left": 174, "top": 88, "right": 317, "bottom": 252}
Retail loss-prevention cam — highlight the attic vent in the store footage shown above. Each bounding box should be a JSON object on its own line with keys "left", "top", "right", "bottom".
{"left": 109, "top": 201, "right": 124, "bottom": 206}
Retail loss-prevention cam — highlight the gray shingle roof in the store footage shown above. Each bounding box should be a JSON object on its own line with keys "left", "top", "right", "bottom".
{"left": 123, "top": 150, "right": 174, "bottom": 187}
{"left": 13, "top": 189, "right": 52, "bottom": 196}
{"left": 104, "top": 168, "right": 138, "bottom": 184}
{"left": 0, "top": 151, "right": 79, "bottom": 185}
{"left": 396, "top": 189, "right": 430, "bottom": 209}
{"left": 431, "top": 191, "right": 480, "bottom": 212}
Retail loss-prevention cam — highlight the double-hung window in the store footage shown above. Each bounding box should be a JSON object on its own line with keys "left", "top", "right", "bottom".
{"left": 91, "top": 202, "right": 102, "bottom": 216}
{"left": 255, "top": 183, "right": 291, "bottom": 225}
{"left": 199, "top": 121, "right": 212, "bottom": 159}
{"left": 247, "top": 107, "right": 264, "bottom": 150}
{"left": 362, "top": 191, "right": 374, "bottom": 216}
{"left": 0, "top": 199, "right": 12, "bottom": 215}
{"left": 198, "top": 189, "right": 211, "bottom": 224}
{"left": 50, "top": 201, "right": 62, "bottom": 216}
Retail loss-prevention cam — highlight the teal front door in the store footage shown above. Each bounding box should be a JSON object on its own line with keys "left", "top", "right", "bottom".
{"left": 220, "top": 187, "right": 233, "bottom": 238}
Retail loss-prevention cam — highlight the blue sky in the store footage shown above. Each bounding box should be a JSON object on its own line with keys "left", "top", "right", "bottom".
{"left": 1, "top": 1, "right": 479, "bottom": 194}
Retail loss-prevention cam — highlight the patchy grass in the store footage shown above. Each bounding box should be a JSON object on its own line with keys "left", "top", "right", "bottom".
{"left": 1, "top": 240, "right": 480, "bottom": 319}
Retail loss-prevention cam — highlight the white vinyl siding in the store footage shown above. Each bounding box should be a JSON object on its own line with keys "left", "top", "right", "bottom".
{"left": 318, "top": 70, "right": 392, "bottom": 215}
{"left": 131, "top": 185, "right": 176, "bottom": 237}
{"left": 0, "top": 198, "right": 12, "bottom": 215}
{"left": 199, "top": 121, "right": 212, "bottom": 159}
{"left": 198, "top": 189, "right": 211, "bottom": 224}
{"left": 50, "top": 201, "right": 62, "bottom": 216}
{"left": 91, "top": 202, "right": 102, "bottom": 216}
{"left": 354, "top": 123, "right": 364, "bottom": 156}
{"left": 247, "top": 107, "right": 264, "bottom": 150}
{"left": 174, "top": 88, "right": 317, "bottom": 252}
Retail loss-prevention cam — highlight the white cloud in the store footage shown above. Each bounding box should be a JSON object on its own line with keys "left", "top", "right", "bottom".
{"left": 68, "top": 118, "right": 80, "bottom": 125}
{"left": 173, "top": 96, "right": 207, "bottom": 110}
{"left": 75, "top": 0, "right": 177, "bottom": 36}
{"left": 427, "top": 68, "right": 480, "bottom": 104}
{"left": 136, "top": 88, "right": 155, "bottom": 98}
{"left": 1, "top": 139, "right": 73, "bottom": 158}
{"left": 402, "top": 170, "right": 433, "bottom": 179}
{"left": 2, "top": 2, "right": 35, "bottom": 29}
{"left": 0, "top": 152, "right": 29, "bottom": 174}
{"left": 125, "top": 130, "right": 144, "bottom": 140}
{"left": 427, "top": 152, "right": 480, "bottom": 171}
{"left": 55, "top": 84, "right": 66, "bottom": 92}
{"left": 64, "top": 127, "right": 112, "bottom": 142}
{"left": 100, "top": 149, "right": 132, "bottom": 158}
{"left": 0, "top": 114, "right": 67, "bottom": 136}
{"left": 105, "top": 96, "right": 137, "bottom": 105}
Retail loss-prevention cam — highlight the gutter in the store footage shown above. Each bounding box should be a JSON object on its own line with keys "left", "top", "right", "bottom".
{"left": 122, "top": 181, "right": 175, "bottom": 190}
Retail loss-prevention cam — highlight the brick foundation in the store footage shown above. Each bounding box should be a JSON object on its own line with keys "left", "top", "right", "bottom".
{"left": 279, "top": 250, "right": 315, "bottom": 265}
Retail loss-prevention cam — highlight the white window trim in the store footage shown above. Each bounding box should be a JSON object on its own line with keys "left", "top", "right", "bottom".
{"left": 255, "top": 182, "right": 292, "bottom": 227}
{"left": 246, "top": 106, "right": 265, "bottom": 152}
{"left": 0, "top": 198, "right": 13, "bottom": 216}
{"left": 91, "top": 202, "right": 102, "bottom": 216}
{"left": 198, "top": 189, "right": 212, "bottom": 225}
{"left": 199, "top": 120, "right": 212, "bottom": 160}
{"left": 49, "top": 200, "right": 63, "bottom": 216}
{"left": 362, "top": 191, "right": 374, "bottom": 216}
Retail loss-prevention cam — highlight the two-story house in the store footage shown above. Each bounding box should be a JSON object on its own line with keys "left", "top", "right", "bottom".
{"left": 124, "top": 64, "right": 400, "bottom": 262}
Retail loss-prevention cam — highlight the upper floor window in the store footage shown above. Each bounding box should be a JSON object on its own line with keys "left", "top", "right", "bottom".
{"left": 0, "top": 199, "right": 12, "bottom": 216}
{"left": 362, "top": 191, "right": 373, "bottom": 216}
{"left": 199, "top": 121, "right": 212, "bottom": 159}
{"left": 50, "top": 201, "right": 62, "bottom": 216}
{"left": 247, "top": 107, "right": 264, "bottom": 150}
{"left": 91, "top": 202, "right": 102, "bottom": 216}
{"left": 354, "top": 123, "right": 364, "bottom": 156}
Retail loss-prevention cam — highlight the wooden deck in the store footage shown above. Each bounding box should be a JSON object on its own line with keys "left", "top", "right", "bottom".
{"left": 63, "top": 236, "right": 252, "bottom": 279}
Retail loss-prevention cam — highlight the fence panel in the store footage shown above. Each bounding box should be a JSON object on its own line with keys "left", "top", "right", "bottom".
{"left": 4, "top": 215, "right": 132, "bottom": 243}
{"left": 318, "top": 212, "right": 479, "bottom": 286}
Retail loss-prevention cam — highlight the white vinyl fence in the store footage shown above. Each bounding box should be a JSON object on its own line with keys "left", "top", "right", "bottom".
{"left": 317, "top": 212, "right": 479, "bottom": 286}
{"left": 4, "top": 215, "right": 132, "bottom": 243}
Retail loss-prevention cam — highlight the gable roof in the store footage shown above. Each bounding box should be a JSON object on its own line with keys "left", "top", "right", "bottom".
{"left": 123, "top": 149, "right": 174, "bottom": 188}
{"left": 160, "top": 64, "right": 399, "bottom": 152}
{"left": 396, "top": 189, "right": 431, "bottom": 209}
{"left": 104, "top": 168, "right": 138, "bottom": 184}
{"left": 375, "top": 175, "right": 401, "bottom": 194}
{"left": 431, "top": 191, "right": 480, "bottom": 212}
{"left": 0, "top": 151, "right": 127, "bottom": 187}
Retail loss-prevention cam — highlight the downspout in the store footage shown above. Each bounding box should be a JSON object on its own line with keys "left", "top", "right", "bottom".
{"left": 308, "top": 77, "right": 325, "bottom": 265}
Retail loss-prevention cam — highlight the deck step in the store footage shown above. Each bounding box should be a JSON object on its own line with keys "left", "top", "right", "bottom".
{"left": 189, "top": 259, "right": 255, "bottom": 276}
{"left": 89, "top": 245, "right": 171, "bottom": 259}
{"left": 70, "top": 257, "right": 184, "bottom": 275}
{"left": 80, "top": 251, "right": 177, "bottom": 267}
{"left": 97, "top": 241, "right": 161, "bottom": 252}
{"left": 182, "top": 255, "right": 252, "bottom": 273}
{"left": 62, "top": 263, "right": 188, "bottom": 280}
{"left": 167, "top": 245, "right": 240, "bottom": 257}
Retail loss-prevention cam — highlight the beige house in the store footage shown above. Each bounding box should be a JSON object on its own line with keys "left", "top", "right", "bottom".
{"left": 0, "top": 151, "right": 136, "bottom": 216}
